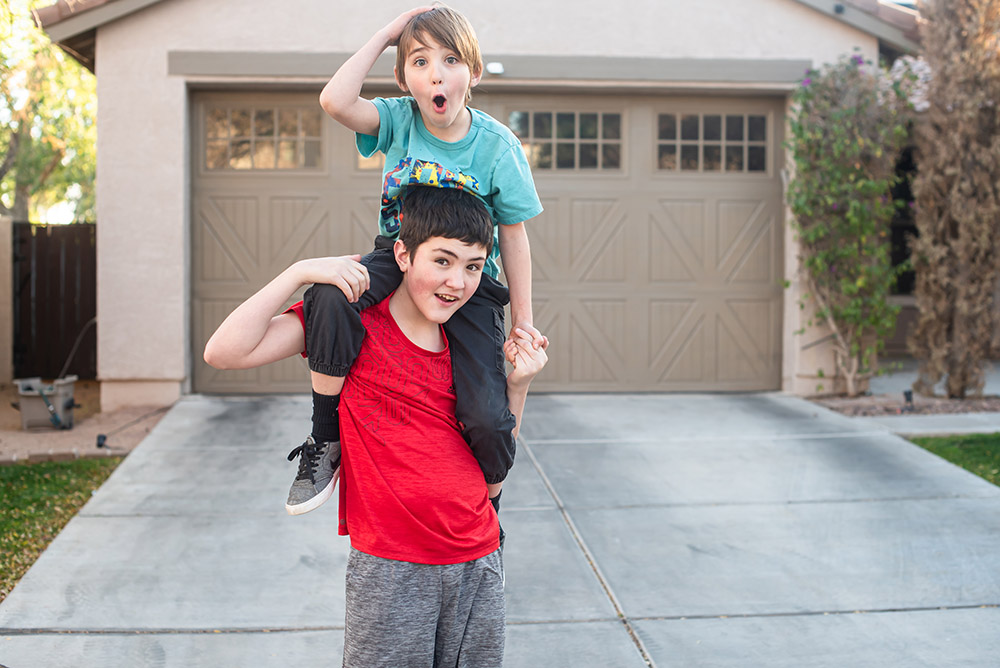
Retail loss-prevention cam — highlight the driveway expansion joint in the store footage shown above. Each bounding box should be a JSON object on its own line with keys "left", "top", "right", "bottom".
{"left": 632, "top": 603, "right": 1000, "bottom": 623}
{"left": 1, "top": 626, "right": 345, "bottom": 636}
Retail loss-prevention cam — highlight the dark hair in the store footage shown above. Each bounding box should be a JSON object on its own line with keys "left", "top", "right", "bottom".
{"left": 398, "top": 186, "right": 494, "bottom": 256}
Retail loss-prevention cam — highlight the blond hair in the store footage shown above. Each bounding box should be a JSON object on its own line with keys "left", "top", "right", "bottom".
{"left": 396, "top": 5, "right": 483, "bottom": 102}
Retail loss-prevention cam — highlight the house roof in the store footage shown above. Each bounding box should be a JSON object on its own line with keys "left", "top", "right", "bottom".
{"left": 35, "top": 0, "right": 922, "bottom": 75}
{"left": 31, "top": 0, "right": 165, "bottom": 72}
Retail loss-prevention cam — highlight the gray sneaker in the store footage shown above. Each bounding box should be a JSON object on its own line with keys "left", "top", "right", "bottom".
{"left": 285, "top": 436, "right": 341, "bottom": 516}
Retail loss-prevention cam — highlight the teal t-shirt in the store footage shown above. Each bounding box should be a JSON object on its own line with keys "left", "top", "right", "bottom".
{"left": 357, "top": 96, "right": 543, "bottom": 279}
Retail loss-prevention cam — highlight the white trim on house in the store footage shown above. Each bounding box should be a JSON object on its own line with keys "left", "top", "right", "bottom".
{"left": 790, "top": 0, "right": 920, "bottom": 53}
{"left": 167, "top": 51, "right": 813, "bottom": 91}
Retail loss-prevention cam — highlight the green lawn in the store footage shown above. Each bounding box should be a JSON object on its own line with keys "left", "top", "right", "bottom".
{"left": 910, "top": 432, "right": 1000, "bottom": 487}
{"left": 1, "top": 457, "right": 122, "bottom": 603}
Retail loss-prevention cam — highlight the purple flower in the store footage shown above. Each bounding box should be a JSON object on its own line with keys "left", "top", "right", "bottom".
{"left": 908, "top": 201, "right": 916, "bottom": 208}
{"left": 832, "top": 202, "right": 839, "bottom": 210}
{"left": 852, "top": 54, "right": 865, "bottom": 65}
{"left": 802, "top": 78, "right": 812, "bottom": 87}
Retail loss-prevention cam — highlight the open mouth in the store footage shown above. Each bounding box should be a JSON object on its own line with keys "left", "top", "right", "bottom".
{"left": 432, "top": 95, "right": 447, "bottom": 112}
{"left": 435, "top": 293, "right": 459, "bottom": 304}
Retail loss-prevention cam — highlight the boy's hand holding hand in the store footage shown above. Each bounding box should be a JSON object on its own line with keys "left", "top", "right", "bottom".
{"left": 293, "top": 255, "right": 370, "bottom": 303}
{"left": 507, "top": 328, "right": 548, "bottom": 388}
{"left": 504, "top": 323, "right": 548, "bottom": 365}
{"left": 381, "top": 6, "right": 434, "bottom": 46}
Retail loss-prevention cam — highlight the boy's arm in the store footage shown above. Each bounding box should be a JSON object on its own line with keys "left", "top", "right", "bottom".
{"left": 498, "top": 221, "right": 548, "bottom": 351}
{"left": 486, "top": 328, "right": 549, "bottom": 498}
{"left": 203, "top": 255, "right": 369, "bottom": 370}
{"left": 319, "top": 7, "right": 431, "bottom": 135}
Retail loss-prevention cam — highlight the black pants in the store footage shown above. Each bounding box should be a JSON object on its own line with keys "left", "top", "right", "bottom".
{"left": 302, "top": 236, "right": 516, "bottom": 484}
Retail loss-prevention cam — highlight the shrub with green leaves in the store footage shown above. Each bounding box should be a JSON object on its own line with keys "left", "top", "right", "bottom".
{"left": 787, "top": 53, "right": 914, "bottom": 396}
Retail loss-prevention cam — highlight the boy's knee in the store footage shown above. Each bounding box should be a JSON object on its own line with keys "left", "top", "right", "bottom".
{"left": 304, "top": 282, "right": 349, "bottom": 310}
{"left": 459, "top": 390, "right": 513, "bottom": 437}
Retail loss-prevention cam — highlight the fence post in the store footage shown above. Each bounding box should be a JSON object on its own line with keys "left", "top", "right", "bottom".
{"left": 0, "top": 215, "right": 12, "bottom": 385}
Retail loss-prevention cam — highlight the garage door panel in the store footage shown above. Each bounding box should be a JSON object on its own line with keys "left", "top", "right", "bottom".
{"left": 569, "top": 198, "right": 620, "bottom": 269}
{"left": 208, "top": 195, "right": 260, "bottom": 265}
{"left": 716, "top": 199, "right": 766, "bottom": 272}
{"left": 267, "top": 197, "right": 322, "bottom": 261}
{"left": 649, "top": 209, "right": 704, "bottom": 284}
{"left": 717, "top": 317, "right": 763, "bottom": 381}
{"left": 581, "top": 300, "right": 628, "bottom": 359}
{"left": 198, "top": 212, "right": 250, "bottom": 284}
{"left": 526, "top": 197, "right": 563, "bottom": 283}
{"left": 657, "top": 200, "right": 707, "bottom": 270}
{"left": 578, "top": 216, "right": 628, "bottom": 284}
{"left": 199, "top": 197, "right": 258, "bottom": 283}
{"left": 726, "top": 222, "right": 774, "bottom": 285}
{"left": 726, "top": 299, "right": 777, "bottom": 364}
{"left": 345, "top": 196, "right": 383, "bottom": 252}
{"left": 569, "top": 314, "right": 621, "bottom": 383}
{"left": 528, "top": 298, "right": 565, "bottom": 388}
{"left": 657, "top": 310, "right": 706, "bottom": 383}
{"left": 716, "top": 310, "right": 769, "bottom": 380}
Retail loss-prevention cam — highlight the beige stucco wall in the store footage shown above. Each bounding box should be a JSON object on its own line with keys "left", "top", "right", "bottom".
{"left": 94, "top": 0, "right": 878, "bottom": 408}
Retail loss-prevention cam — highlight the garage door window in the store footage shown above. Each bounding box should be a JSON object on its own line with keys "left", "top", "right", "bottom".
{"left": 509, "top": 111, "right": 622, "bottom": 171}
{"left": 657, "top": 113, "right": 766, "bottom": 174}
{"left": 205, "top": 106, "right": 323, "bottom": 170}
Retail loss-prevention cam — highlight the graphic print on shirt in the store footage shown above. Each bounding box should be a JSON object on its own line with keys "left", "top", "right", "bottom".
{"left": 347, "top": 308, "right": 454, "bottom": 439}
{"left": 380, "top": 158, "right": 482, "bottom": 235}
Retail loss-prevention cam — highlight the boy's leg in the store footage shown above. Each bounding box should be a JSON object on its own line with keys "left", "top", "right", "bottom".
{"left": 342, "top": 549, "right": 439, "bottom": 668}
{"left": 441, "top": 274, "right": 517, "bottom": 486}
{"left": 435, "top": 550, "right": 505, "bottom": 668}
{"left": 442, "top": 275, "right": 515, "bottom": 546}
{"left": 286, "top": 237, "right": 401, "bottom": 515}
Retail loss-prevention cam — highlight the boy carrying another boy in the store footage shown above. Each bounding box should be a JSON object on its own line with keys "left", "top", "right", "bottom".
{"left": 204, "top": 185, "right": 548, "bottom": 666}
{"left": 285, "top": 4, "right": 546, "bottom": 519}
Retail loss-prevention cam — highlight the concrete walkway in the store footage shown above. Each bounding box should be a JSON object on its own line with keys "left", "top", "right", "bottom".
{"left": 2, "top": 393, "right": 1000, "bottom": 667}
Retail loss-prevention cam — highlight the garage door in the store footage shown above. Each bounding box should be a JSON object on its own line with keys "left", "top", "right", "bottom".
{"left": 191, "top": 92, "right": 381, "bottom": 393}
{"left": 191, "top": 91, "right": 784, "bottom": 394}
{"left": 485, "top": 94, "right": 785, "bottom": 392}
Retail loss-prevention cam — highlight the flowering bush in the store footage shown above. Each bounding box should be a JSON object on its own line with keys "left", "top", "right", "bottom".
{"left": 786, "top": 53, "right": 915, "bottom": 396}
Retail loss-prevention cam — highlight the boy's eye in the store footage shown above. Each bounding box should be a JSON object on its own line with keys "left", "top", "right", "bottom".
{"left": 413, "top": 58, "right": 426, "bottom": 67}
{"left": 446, "top": 56, "right": 460, "bottom": 65}
{"left": 436, "top": 258, "right": 449, "bottom": 265}
{"left": 467, "top": 264, "right": 482, "bottom": 273}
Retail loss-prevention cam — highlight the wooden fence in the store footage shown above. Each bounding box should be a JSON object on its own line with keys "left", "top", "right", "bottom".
{"left": 12, "top": 222, "right": 97, "bottom": 379}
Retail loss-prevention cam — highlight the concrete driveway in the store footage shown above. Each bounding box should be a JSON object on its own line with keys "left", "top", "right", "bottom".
{"left": 2, "top": 392, "right": 1000, "bottom": 667}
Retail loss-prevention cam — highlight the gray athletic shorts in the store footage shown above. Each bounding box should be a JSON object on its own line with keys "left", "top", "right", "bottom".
{"left": 343, "top": 547, "right": 505, "bottom": 668}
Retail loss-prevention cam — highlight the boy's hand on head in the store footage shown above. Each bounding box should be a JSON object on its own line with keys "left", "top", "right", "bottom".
{"left": 295, "top": 255, "right": 370, "bottom": 303}
{"left": 382, "top": 6, "right": 434, "bottom": 46}
{"left": 507, "top": 328, "right": 548, "bottom": 388}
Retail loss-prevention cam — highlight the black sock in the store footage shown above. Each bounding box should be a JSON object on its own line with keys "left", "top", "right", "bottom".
{"left": 311, "top": 391, "right": 340, "bottom": 444}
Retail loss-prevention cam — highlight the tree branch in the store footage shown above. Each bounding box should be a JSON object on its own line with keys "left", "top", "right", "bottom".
{"left": 0, "top": 127, "right": 21, "bottom": 182}
{"left": 30, "top": 140, "right": 65, "bottom": 196}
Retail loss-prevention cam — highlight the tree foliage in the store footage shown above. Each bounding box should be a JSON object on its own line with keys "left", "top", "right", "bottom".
{"left": 909, "top": 0, "right": 1000, "bottom": 398}
{"left": 787, "top": 53, "right": 914, "bottom": 396}
{"left": 0, "top": 0, "right": 96, "bottom": 223}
